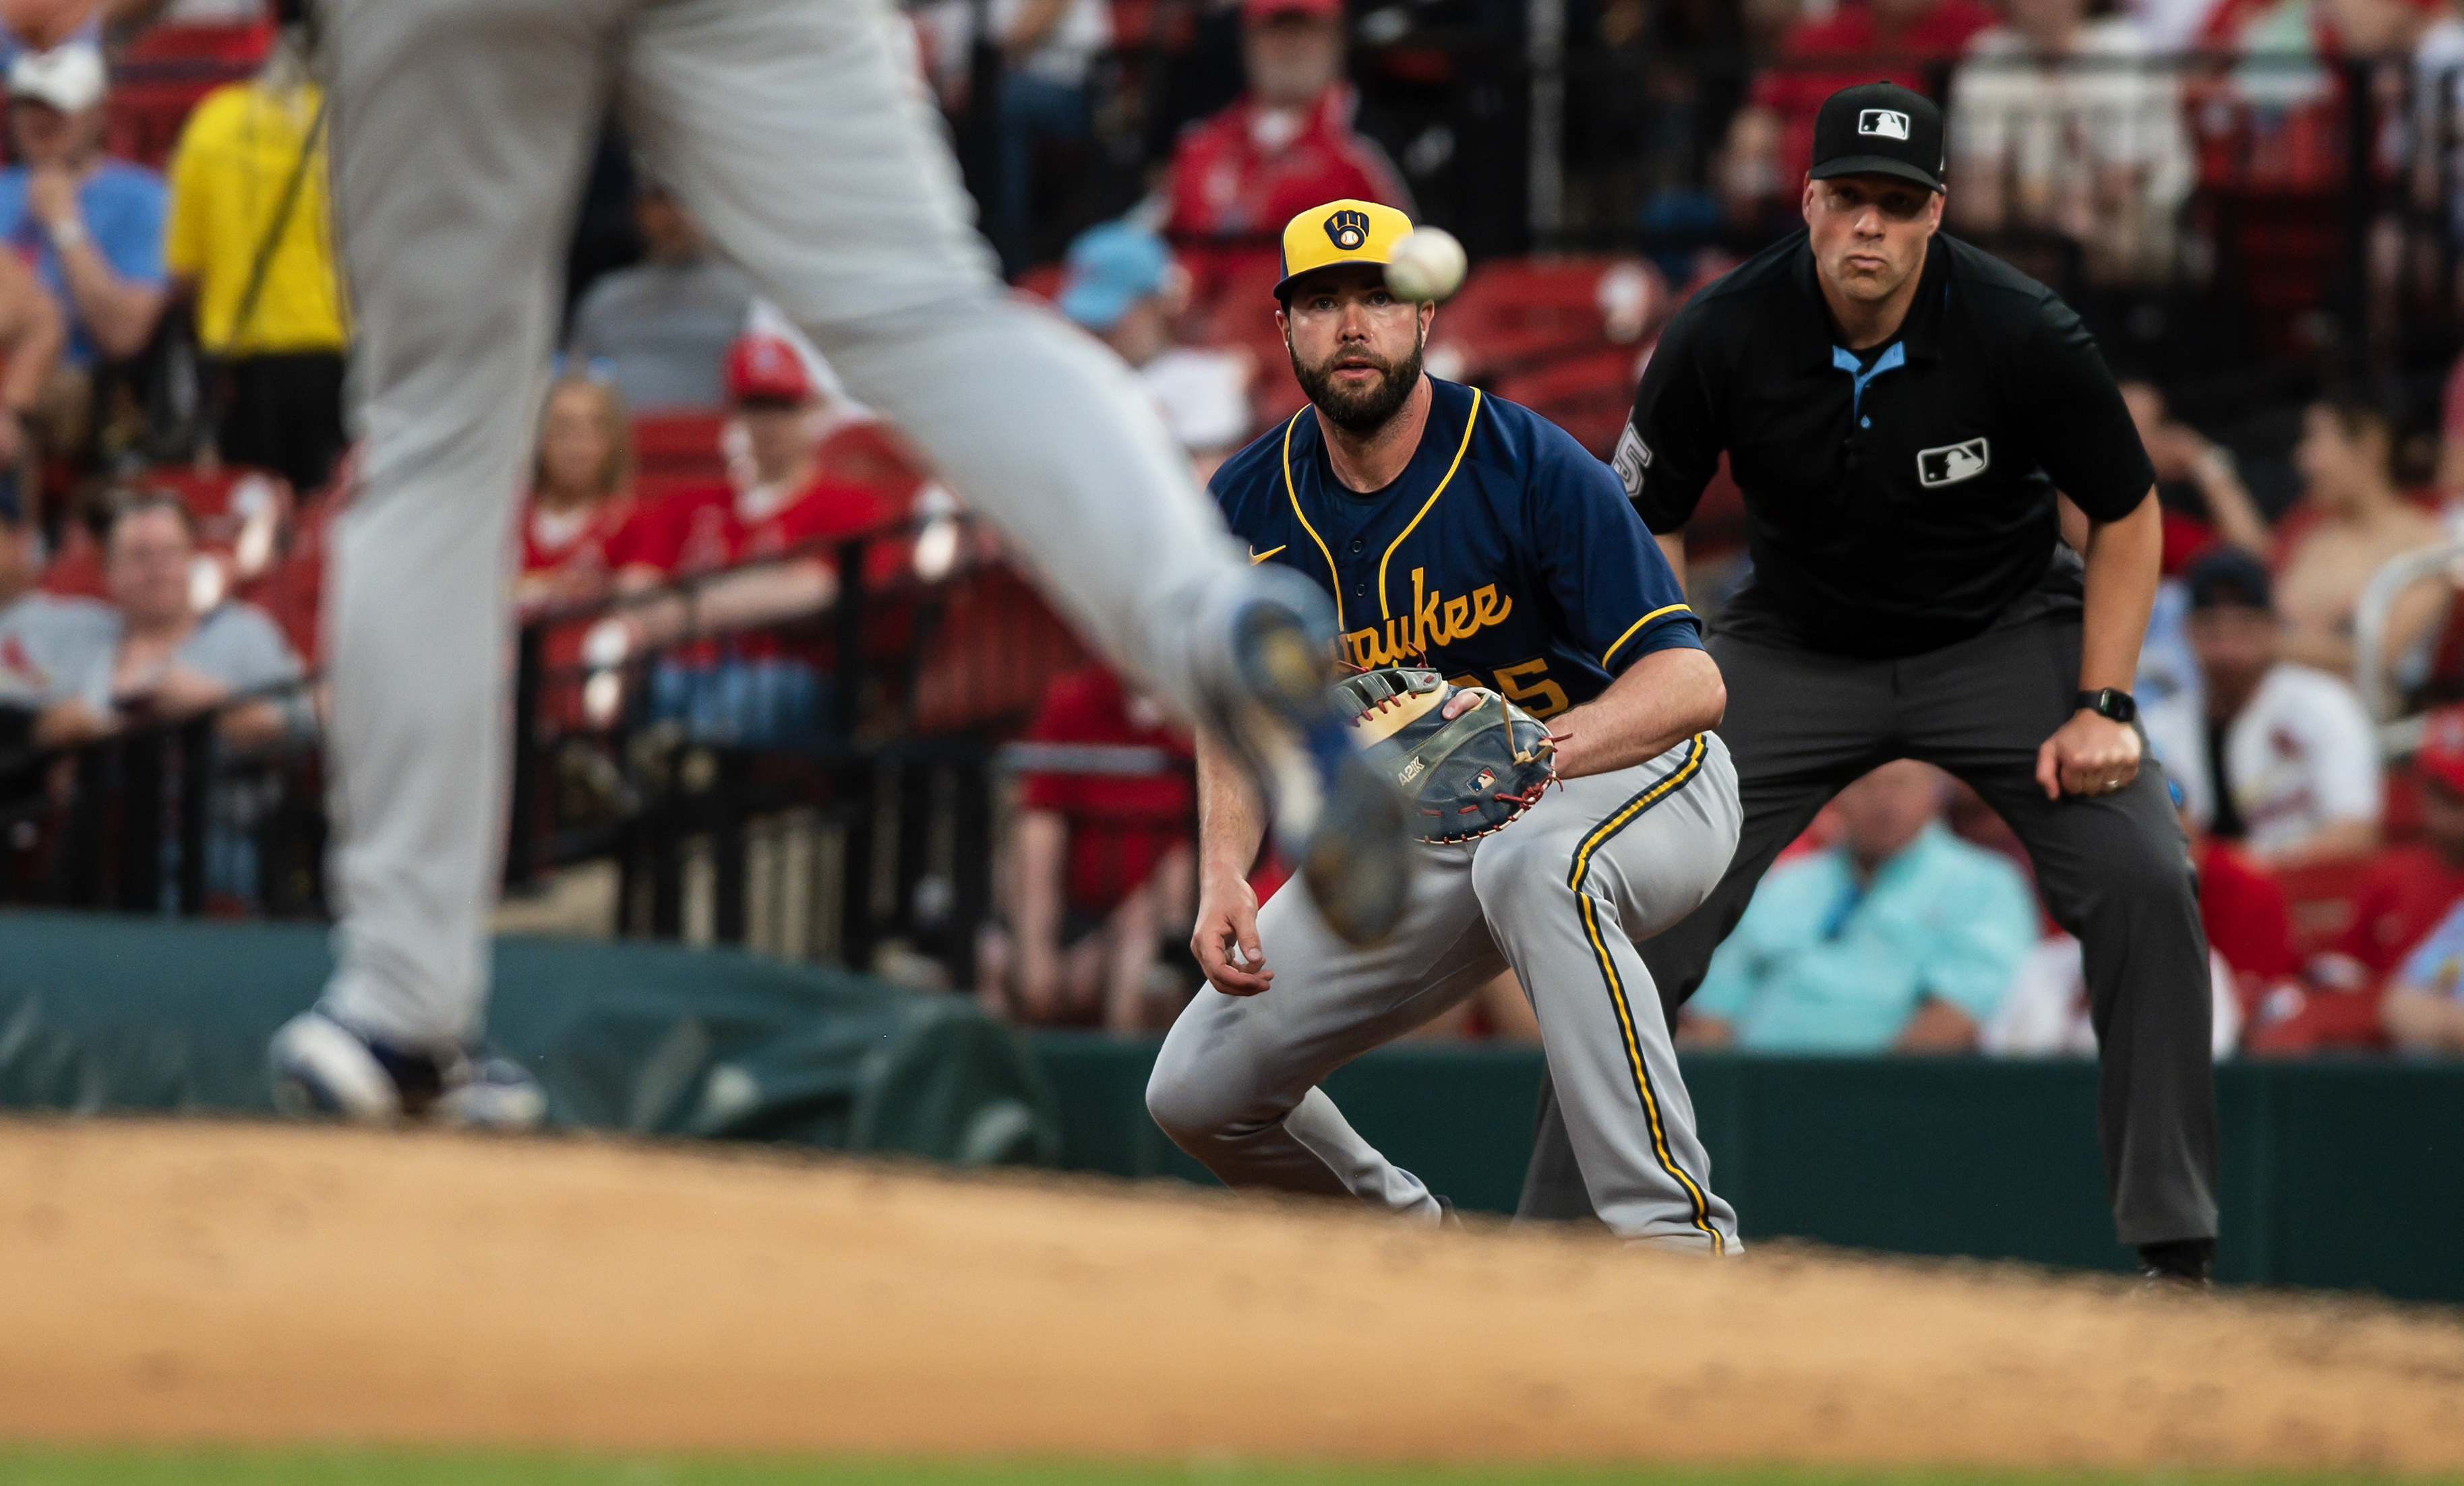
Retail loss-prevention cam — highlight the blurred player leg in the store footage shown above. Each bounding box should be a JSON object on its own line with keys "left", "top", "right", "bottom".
{"left": 282, "top": 0, "right": 615, "bottom": 1110}
{"left": 1145, "top": 844, "right": 1504, "bottom": 1212}
{"left": 1472, "top": 739, "right": 1743, "bottom": 1249}
{"left": 615, "top": 0, "right": 1408, "bottom": 942}
{"left": 617, "top": 0, "right": 1224, "bottom": 689}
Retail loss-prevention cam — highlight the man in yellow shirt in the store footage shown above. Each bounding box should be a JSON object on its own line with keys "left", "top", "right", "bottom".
{"left": 162, "top": 27, "right": 349, "bottom": 493}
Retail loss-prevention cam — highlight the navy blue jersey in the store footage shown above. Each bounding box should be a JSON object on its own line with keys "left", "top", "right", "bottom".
{"left": 1211, "top": 377, "right": 1699, "bottom": 720}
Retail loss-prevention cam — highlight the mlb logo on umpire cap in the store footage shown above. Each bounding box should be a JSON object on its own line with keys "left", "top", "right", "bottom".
{"left": 1858, "top": 109, "right": 1911, "bottom": 141}
{"left": 1809, "top": 82, "right": 1945, "bottom": 191}
{"left": 1323, "top": 208, "right": 1373, "bottom": 251}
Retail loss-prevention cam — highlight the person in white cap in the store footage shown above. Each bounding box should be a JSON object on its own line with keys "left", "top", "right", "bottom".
{"left": 0, "top": 40, "right": 167, "bottom": 377}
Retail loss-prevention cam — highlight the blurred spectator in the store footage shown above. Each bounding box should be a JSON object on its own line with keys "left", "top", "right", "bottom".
{"left": 1680, "top": 760, "right": 2038, "bottom": 1053}
{"left": 1056, "top": 220, "right": 1254, "bottom": 478}
{"left": 0, "top": 1, "right": 96, "bottom": 65}
{"left": 0, "top": 43, "right": 167, "bottom": 374}
{"left": 1, "top": 490, "right": 304, "bottom": 751}
{"left": 1162, "top": 0, "right": 1412, "bottom": 309}
{"left": 609, "top": 332, "right": 894, "bottom": 743}
{"left": 1720, "top": 0, "right": 1995, "bottom": 225}
{"left": 162, "top": 19, "right": 347, "bottom": 495}
{"left": 516, "top": 375, "right": 636, "bottom": 613}
{"left": 0, "top": 244, "right": 61, "bottom": 495}
{"left": 1948, "top": 0, "right": 2191, "bottom": 284}
{"left": 2381, "top": 896, "right": 2464, "bottom": 1053}
{"left": 2122, "top": 380, "right": 2271, "bottom": 564}
{"left": 2275, "top": 400, "right": 2447, "bottom": 678}
{"left": 1987, "top": 937, "right": 2242, "bottom": 1057}
{"left": 2153, "top": 549, "right": 2381, "bottom": 865}
{"left": 915, "top": 0, "right": 1111, "bottom": 274}
{"left": 975, "top": 664, "right": 1195, "bottom": 1030}
{"left": 2177, "top": 776, "right": 2298, "bottom": 991}
{"left": 564, "top": 177, "right": 752, "bottom": 412}
{"left": 2301, "top": 704, "right": 2464, "bottom": 997}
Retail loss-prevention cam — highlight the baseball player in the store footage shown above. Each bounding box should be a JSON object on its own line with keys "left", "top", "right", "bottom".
{"left": 268, "top": 0, "right": 1414, "bottom": 1124}
{"left": 1145, "top": 199, "right": 1746, "bottom": 1249}
{"left": 1522, "top": 83, "right": 2219, "bottom": 1284}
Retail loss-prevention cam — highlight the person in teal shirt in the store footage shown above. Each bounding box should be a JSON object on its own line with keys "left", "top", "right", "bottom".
{"left": 1685, "top": 759, "right": 2039, "bottom": 1053}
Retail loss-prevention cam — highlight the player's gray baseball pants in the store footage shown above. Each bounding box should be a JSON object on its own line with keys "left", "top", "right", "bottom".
{"left": 321, "top": 0, "right": 1259, "bottom": 1049}
{"left": 1519, "top": 594, "right": 2219, "bottom": 1248}
{"left": 1148, "top": 734, "right": 1745, "bottom": 1249}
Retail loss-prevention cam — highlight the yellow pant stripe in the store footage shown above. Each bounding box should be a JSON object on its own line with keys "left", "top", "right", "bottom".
{"left": 1568, "top": 736, "right": 1721, "bottom": 1252}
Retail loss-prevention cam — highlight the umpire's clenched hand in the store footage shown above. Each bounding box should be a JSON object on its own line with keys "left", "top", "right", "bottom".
{"left": 2037, "top": 710, "right": 2141, "bottom": 800}
{"left": 1193, "top": 867, "right": 1273, "bottom": 995}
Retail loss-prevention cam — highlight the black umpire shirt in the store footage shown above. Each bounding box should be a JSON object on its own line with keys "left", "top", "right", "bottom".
{"left": 1619, "top": 230, "right": 2155, "bottom": 659}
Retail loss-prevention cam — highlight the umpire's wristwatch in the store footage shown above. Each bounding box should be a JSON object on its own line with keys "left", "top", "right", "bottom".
{"left": 2074, "top": 688, "right": 2138, "bottom": 724}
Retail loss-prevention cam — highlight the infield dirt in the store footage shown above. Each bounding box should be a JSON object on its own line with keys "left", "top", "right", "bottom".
{"left": 2, "top": 1119, "right": 2459, "bottom": 1475}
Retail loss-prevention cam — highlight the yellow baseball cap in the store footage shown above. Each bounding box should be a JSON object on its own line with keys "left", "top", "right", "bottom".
{"left": 1275, "top": 198, "right": 1415, "bottom": 300}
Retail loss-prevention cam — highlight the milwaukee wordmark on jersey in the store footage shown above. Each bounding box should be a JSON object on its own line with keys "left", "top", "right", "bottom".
{"left": 1211, "top": 377, "right": 1700, "bottom": 718}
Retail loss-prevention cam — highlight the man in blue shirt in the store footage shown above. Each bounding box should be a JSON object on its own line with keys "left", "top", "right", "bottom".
{"left": 0, "top": 42, "right": 169, "bottom": 374}
{"left": 1147, "top": 199, "right": 1749, "bottom": 1251}
{"left": 1686, "top": 759, "right": 2038, "bottom": 1052}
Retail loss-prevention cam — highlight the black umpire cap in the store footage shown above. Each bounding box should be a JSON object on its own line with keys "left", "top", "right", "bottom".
{"left": 1809, "top": 81, "right": 1945, "bottom": 193}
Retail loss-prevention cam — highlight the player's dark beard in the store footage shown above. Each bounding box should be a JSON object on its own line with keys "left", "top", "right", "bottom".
{"left": 1292, "top": 333, "right": 1426, "bottom": 435}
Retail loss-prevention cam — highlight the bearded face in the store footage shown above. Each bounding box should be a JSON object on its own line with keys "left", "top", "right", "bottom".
{"left": 1286, "top": 316, "right": 1426, "bottom": 435}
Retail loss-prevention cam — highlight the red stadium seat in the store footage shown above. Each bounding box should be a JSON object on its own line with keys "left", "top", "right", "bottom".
{"left": 119, "top": 21, "right": 276, "bottom": 66}
{"left": 1489, "top": 345, "right": 1646, "bottom": 459}
{"left": 1429, "top": 257, "right": 1666, "bottom": 383}
{"left": 630, "top": 413, "right": 729, "bottom": 487}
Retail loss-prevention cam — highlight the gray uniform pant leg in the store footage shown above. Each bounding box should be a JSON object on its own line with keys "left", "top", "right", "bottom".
{"left": 619, "top": 0, "right": 1251, "bottom": 707}
{"left": 321, "top": 0, "right": 1259, "bottom": 1048}
{"left": 1154, "top": 737, "right": 1743, "bottom": 1249}
{"left": 320, "top": 0, "right": 623, "bottom": 1047}
{"left": 1520, "top": 636, "right": 1894, "bottom": 1221}
{"left": 1519, "top": 612, "right": 2220, "bottom": 1247}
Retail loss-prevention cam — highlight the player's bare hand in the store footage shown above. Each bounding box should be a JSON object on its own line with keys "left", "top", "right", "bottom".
{"left": 1192, "top": 869, "right": 1272, "bottom": 995}
{"left": 2037, "top": 710, "right": 2140, "bottom": 800}
{"left": 1439, "top": 685, "right": 1496, "bottom": 721}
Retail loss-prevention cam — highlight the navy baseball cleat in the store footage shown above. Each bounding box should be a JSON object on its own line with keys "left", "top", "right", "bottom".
{"left": 1195, "top": 568, "right": 1414, "bottom": 946}
{"left": 270, "top": 1010, "right": 547, "bottom": 1130}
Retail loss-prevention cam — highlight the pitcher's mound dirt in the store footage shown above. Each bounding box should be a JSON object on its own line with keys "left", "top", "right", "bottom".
{"left": 2, "top": 1119, "right": 2460, "bottom": 1474}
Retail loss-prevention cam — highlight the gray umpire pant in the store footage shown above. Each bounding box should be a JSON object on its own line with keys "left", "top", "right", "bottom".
{"left": 1150, "top": 735, "right": 1745, "bottom": 1249}
{"left": 1519, "top": 594, "right": 2220, "bottom": 1247}
{"left": 321, "top": 0, "right": 1251, "bottom": 1049}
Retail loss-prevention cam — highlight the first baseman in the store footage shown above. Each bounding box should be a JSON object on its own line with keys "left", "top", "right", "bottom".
{"left": 1147, "top": 200, "right": 1744, "bottom": 1249}
{"left": 271, "top": 0, "right": 1414, "bottom": 1123}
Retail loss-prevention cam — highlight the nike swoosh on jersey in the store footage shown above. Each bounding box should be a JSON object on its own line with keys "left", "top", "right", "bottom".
{"left": 1248, "top": 545, "right": 1286, "bottom": 565}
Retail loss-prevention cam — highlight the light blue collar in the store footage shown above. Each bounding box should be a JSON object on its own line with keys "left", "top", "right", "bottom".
{"left": 1831, "top": 341, "right": 1905, "bottom": 419}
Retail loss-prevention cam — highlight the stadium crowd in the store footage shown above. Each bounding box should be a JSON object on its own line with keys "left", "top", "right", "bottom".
{"left": 0, "top": 0, "right": 2459, "bottom": 1057}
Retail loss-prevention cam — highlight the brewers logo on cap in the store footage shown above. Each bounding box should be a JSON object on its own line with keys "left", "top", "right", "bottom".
{"left": 1323, "top": 208, "right": 1373, "bottom": 251}
{"left": 1275, "top": 197, "right": 1415, "bottom": 299}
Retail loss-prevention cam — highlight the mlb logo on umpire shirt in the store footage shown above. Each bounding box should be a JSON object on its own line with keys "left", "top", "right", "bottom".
{"left": 1917, "top": 437, "right": 1989, "bottom": 487}
{"left": 1858, "top": 109, "right": 1911, "bottom": 140}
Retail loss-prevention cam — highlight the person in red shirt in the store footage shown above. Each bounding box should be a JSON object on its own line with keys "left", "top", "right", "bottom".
{"left": 976, "top": 663, "right": 1197, "bottom": 1030}
{"left": 2244, "top": 704, "right": 2464, "bottom": 1051}
{"left": 1161, "top": 0, "right": 1412, "bottom": 311}
{"left": 613, "top": 330, "right": 895, "bottom": 620}
{"left": 607, "top": 331, "right": 901, "bottom": 742}
{"left": 516, "top": 375, "right": 638, "bottom": 612}
{"left": 1720, "top": 0, "right": 1997, "bottom": 225}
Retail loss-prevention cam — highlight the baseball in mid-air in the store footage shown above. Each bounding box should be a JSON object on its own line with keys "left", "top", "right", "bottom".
{"left": 1385, "top": 226, "right": 1467, "bottom": 303}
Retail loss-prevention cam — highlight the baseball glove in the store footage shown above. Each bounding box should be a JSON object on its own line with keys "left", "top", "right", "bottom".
{"left": 1330, "top": 667, "right": 1557, "bottom": 844}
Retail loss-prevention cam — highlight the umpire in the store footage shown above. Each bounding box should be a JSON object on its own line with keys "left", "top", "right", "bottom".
{"left": 1522, "top": 81, "right": 2218, "bottom": 1282}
